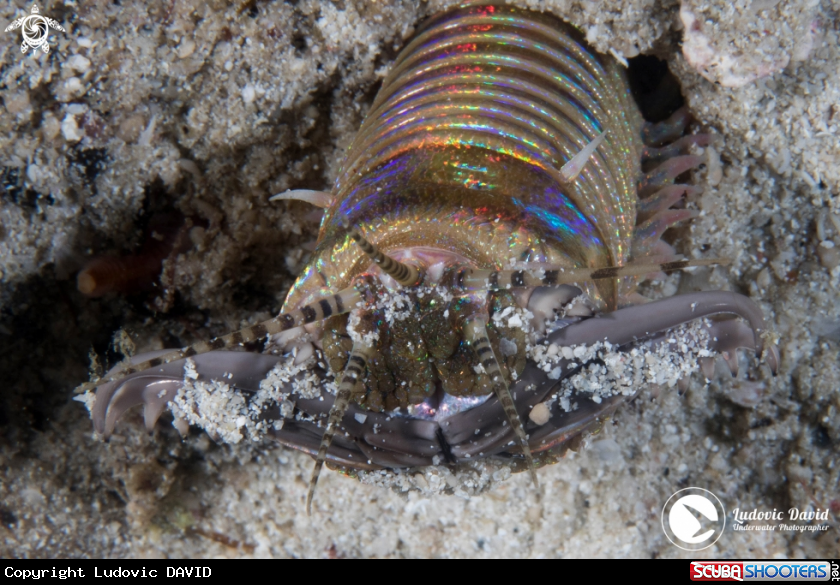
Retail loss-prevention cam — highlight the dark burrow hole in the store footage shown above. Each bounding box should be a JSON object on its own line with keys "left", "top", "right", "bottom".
{"left": 70, "top": 146, "right": 109, "bottom": 185}
{"left": 812, "top": 424, "right": 832, "bottom": 448}
{"left": 626, "top": 55, "right": 684, "bottom": 123}
{"left": 1, "top": 166, "right": 53, "bottom": 211}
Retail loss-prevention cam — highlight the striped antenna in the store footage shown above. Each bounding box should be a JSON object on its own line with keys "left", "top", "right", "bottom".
{"left": 347, "top": 225, "right": 422, "bottom": 287}
{"left": 457, "top": 258, "right": 728, "bottom": 292}
{"left": 307, "top": 340, "right": 374, "bottom": 514}
{"left": 464, "top": 317, "right": 539, "bottom": 488}
{"left": 76, "top": 286, "right": 362, "bottom": 394}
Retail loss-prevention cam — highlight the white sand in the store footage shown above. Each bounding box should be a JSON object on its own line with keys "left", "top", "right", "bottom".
{"left": 0, "top": 0, "right": 837, "bottom": 558}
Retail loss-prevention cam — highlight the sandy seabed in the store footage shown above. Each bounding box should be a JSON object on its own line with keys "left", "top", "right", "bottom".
{"left": 1, "top": 0, "right": 838, "bottom": 558}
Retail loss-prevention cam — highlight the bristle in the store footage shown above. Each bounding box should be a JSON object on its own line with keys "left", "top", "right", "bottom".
{"left": 269, "top": 189, "right": 334, "bottom": 209}
{"left": 642, "top": 134, "right": 711, "bottom": 166}
{"left": 347, "top": 226, "right": 422, "bottom": 287}
{"left": 637, "top": 155, "right": 704, "bottom": 197}
{"left": 464, "top": 318, "right": 539, "bottom": 488}
{"left": 559, "top": 130, "right": 608, "bottom": 184}
{"left": 76, "top": 286, "right": 362, "bottom": 394}
{"left": 459, "top": 258, "right": 729, "bottom": 292}
{"left": 633, "top": 209, "right": 699, "bottom": 256}
{"left": 306, "top": 341, "right": 373, "bottom": 514}
{"left": 636, "top": 184, "right": 700, "bottom": 222}
{"left": 642, "top": 106, "right": 691, "bottom": 147}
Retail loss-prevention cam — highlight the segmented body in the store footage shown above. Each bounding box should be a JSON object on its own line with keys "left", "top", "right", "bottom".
{"left": 81, "top": 2, "right": 776, "bottom": 509}
{"left": 286, "top": 2, "right": 644, "bottom": 314}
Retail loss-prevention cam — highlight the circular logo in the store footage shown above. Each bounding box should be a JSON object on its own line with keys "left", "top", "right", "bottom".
{"left": 661, "top": 487, "right": 726, "bottom": 551}
{"left": 22, "top": 14, "right": 49, "bottom": 50}
{"left": 5, "top": 5, "right": 66, "bottom": 55}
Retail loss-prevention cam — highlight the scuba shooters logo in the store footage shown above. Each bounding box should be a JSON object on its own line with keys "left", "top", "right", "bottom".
{"left": 661, "top": 487, "right": 726, "bottom": 551}
{"left": 690, "top": 561, "right": 834, "bottom": 581}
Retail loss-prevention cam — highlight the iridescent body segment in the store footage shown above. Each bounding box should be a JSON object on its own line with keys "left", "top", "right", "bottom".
{"left": 286, "top": 2, "right": 645, "bottom": 313}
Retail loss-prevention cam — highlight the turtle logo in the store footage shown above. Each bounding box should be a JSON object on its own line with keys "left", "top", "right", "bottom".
{"left": 5, "top": 4, "right": 65, "bottom": 54}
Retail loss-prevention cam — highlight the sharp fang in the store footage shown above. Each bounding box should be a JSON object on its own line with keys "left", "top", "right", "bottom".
{"left": 699, "top": 356, "right": 717, "bottom": 380}
{"left": 270, "top": 189, "right": 334, "bottom": 209}
{"left": 560, "top": 130, "right": 608, "bottom": 183}
{"left": 143, "top": 399, "right": 168, "bottom": 433}
{"left": 722, "top": 351, "right": 739, "bottom": 377}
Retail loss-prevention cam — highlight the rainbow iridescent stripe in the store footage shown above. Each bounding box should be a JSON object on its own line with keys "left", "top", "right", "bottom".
{"left": 286, "top": 2, "right": 644, "bottom": 310}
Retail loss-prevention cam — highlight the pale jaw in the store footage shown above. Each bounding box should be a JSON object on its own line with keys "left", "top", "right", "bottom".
{"left": 77, "top": 290, "right": 777, "bottom": 491}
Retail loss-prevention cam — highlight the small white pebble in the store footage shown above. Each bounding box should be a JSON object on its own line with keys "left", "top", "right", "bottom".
{"left": 61, "top": 114, "right": 82, "bottom": 142}
{"left": 242, "top": 84, "right": 256, "bottom": 104}
{"left": 529, "top": 402, "right": 551, "bottom": 425}
{"left": 499, "top": 337, "right": 518, "bottom": 356}
{"left": 66, "top": 54, "right": 91, "bottom": 74}
{"left": 178, "top": 38, "right": 196, "bottom": 59}
{"left": 63, "top": 77, "right": 84, "bottom": 96}
{"left": 42, "top": 113, "right": 61, "bottom": 141}
{"left": 66, "top": 103, "right": 87, "bottom": 115}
